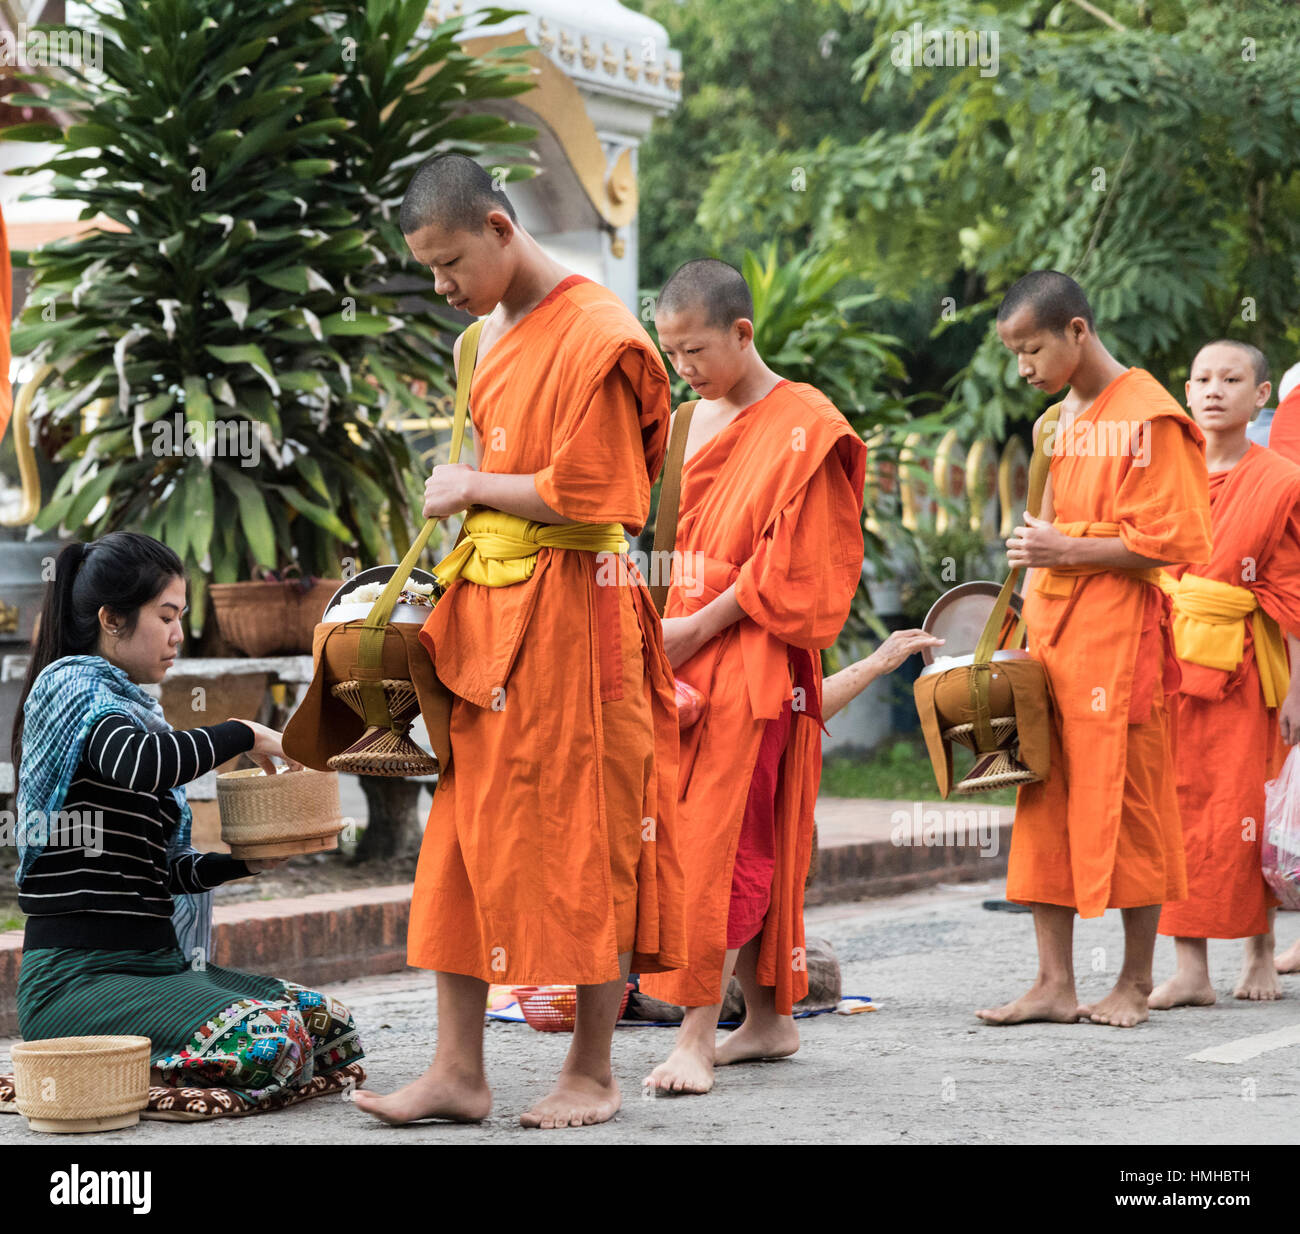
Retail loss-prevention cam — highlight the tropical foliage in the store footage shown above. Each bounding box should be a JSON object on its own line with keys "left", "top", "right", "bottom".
{"left": 635, "top": 0, "right": 1300, "bottom": 441}
{"left": 3, "top": 0, "right": 536, "bottom": 636}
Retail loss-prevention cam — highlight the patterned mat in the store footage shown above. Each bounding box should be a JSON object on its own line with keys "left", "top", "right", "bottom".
{"left": 0, "top": 1060, "right": 366, "bottom": 1123}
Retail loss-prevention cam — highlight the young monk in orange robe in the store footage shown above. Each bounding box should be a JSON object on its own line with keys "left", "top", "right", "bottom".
{"left": 1263, "top": 378, "right": 1300, "bottom": 469}
{"left": 1264, "top": 370, "right": 1300, "bottom": 977}
{"left": 638, "top": 260, "right": 866, "bottom": 1094}
{"left": 977, "top": 270, "right": 1212, "bottom": 1029}
{"left": 353, "top": 154, "right": 685, "bottom": 1130}
{"left": 1149, "top": 341, "right": 1300, "bottom": 1008}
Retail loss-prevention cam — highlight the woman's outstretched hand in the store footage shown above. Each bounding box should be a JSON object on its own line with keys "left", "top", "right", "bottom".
{"left": 231, "top": 719, "right": 304, "bottom": 775}
{"left": 867, "top": 628, "right": 945, "bottom": 675}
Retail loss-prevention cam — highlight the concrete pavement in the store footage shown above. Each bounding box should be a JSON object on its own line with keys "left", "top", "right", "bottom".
{"left": 4, "top": 883, "right": 1297, "bottom": 1144}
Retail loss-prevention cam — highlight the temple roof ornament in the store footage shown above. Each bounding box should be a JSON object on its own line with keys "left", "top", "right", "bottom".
{"left": 424, "top": 0, "right": 682, "bottom": 109}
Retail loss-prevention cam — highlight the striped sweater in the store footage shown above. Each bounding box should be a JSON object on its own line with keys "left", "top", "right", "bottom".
{"left": 19, "top": 713, "right": 256, "bottom": 950}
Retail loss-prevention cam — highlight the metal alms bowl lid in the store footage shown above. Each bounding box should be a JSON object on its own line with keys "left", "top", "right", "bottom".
{"left": 919, "top": 580, "right": 1024, "bottom": 665}
{"left": 322, "top": 565, "right": 441, "bottom": 625}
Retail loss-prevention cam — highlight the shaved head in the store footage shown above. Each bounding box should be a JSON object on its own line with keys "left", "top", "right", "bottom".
{"left": 997, "top": 270, "right": 1095, "bottom": 334}
{"left": 658, "top": 259, "right": 754, "bottom": 331}
{"left": 1193, "top": 338, "right": 1269, "bottom": 385}
{"left": 400, "top": 153, "right": 517, "bottom": 236}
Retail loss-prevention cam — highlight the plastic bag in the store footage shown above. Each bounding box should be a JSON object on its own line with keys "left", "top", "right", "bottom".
{"left": 1263, "top": 746, "right": 1300, "bottom": 911}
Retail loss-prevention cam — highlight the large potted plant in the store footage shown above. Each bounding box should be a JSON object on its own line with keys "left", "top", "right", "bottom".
{"left": 2, "top": 0, "right": 537, "bottom": 647}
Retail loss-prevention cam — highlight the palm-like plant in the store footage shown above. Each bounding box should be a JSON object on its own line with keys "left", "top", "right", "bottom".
{"left": 3, "top": 0, "right": 536, "bottom": 637}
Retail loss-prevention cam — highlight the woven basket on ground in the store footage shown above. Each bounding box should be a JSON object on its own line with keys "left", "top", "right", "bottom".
{"left": 12, "top": 1035, "right": 151, "bottom": 1133}
{"left": 216, "top": 767, "right": 345, "bottom": 859}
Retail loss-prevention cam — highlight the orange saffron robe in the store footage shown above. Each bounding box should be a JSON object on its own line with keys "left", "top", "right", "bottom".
{"left": 1266, "top": 384, "right": 1300, "bottom": 467}
{"left": 1158, "top": 444, "right": 1300, "bottom": 939}
{"left": 406, "top": 275, "right": 687, "bottom": 985}
{"left": 638, "top": 381, "right": 866, "bottom": 1013}
{"left": 1006, "top": 368, "right": 1212, "bottom": 917}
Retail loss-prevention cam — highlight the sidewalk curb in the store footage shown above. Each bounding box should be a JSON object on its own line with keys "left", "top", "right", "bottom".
{"left": 806, "top": 821, "right": 1012, "bottom": 905}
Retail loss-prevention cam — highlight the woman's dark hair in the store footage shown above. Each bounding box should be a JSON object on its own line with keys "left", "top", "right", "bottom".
{"left": 11, "top": 532, "right": 186, "bottom": 772}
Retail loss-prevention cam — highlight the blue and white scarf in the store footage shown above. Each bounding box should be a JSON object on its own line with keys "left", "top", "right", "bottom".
{"left": 15, "top": 653, "right": 212, "bottom": 959}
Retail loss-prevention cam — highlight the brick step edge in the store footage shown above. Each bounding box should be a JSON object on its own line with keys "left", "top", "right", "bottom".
{"left": 806, "top": 822, "right": 1012, "bottom": 906}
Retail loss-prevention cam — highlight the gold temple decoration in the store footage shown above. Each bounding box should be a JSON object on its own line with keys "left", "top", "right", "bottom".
{"left": 0, "top": 363, "right": 52, "bottom": 528}
{"left": 457, "top": 30, "right": 643, "bottom": 229}
{"left": 931, "top": 429, "right": 964, "bottom": 535}
{"left": 998, "top": 436, "right": 1031, "bottom": 539}
{"left": 965, "top": 438, "right": 999, "bottom": 536}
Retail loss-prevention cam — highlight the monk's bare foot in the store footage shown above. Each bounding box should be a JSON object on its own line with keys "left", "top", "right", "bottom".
{"left": 353, "top": 1065, "right": 491, "bottom": 1125}
{"left": 1275, "top": 939, "right": 1300, "bottom": 974}
{"left": 714, "top": 1017, "right": 799, "bottom": 1066}
{"left": 1082, "top": 980, "right": 1151, "bottom": 1027}
{"left": 1234, "top": 957, "right": 1281, "bottom": 1001}
{"left": 643, "top": 1041, "right": 715, "bottom": 1095}
{"left": 1148, "top": 972, "right": 1217, "bottom": 1010}
{"left": 975, "top": 981, "right": 1083, "bottom": 1025}
{"left": 520, "top": 1069, "right": 620, "bottom": 1128}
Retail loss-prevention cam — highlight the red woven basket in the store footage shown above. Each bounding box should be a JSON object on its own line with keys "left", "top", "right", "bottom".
{"left": 513, "top": 984, "right": 633, "bottom": 1032}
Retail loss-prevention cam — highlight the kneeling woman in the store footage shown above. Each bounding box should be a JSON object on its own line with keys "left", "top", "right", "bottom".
{"left": 12, "top": 533, "right": 364, "bottom": 1112}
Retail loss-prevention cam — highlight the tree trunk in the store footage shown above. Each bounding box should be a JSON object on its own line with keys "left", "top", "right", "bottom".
{"left": 354, "top": 776, "right": 426, "bottom": 861}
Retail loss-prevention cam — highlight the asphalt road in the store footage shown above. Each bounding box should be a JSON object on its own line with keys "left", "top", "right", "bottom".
{"left": 3, "top": 883, "right": 1298, "bottom": 1145}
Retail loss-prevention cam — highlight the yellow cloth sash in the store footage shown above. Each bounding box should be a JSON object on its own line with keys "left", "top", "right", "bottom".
{"left": 1034, "top": 520, "right": 1163, "bottom": 597}
{"left": 431, "top": 505, "right": 628, "bottom": 589}
{"left": 1156, "top": 571, "right": 1290, "bottom": 707}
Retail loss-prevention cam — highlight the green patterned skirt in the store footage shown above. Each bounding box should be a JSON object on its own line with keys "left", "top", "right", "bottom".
{"left": 17, "top": 947, "right": 364, "bottom": 1105}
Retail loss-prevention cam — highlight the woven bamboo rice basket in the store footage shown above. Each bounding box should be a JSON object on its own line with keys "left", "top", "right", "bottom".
{"left": 217, "top": 767, "right": 345, "bottom": 859}
{"left": 12, "top": 1035, "right": 151, "bottom": 1133}
{"left": 918, "top": 650, "right": 1042, "bottom": 795}
{"left": 326, "top": 678, "right": 438, "bottom": 775}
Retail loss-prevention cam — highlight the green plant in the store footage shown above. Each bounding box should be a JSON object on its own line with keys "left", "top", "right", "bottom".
{"left": 3, "top": 0, "right": 536, "bottom": 637}
{"left": 690, "top": 0, "right": 1300, "bottom": 440}
{"left": 820, "top": 742, "right": 1017, "bottom": 804}
{"left": 889, "top": 523, "right": 1000, "bottom": 627}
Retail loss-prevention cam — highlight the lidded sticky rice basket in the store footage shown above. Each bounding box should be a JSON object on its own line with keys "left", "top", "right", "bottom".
{"left": 12, "top": 1035, "right": 151, "bottom": 1133}
{"left": 216, "top": 766, "right": 345, "bottom": 859}
{"left": 281, "top": 564, "right": 452, "bottom": 778}
{"left": 913, "top": 581, "right": 1051, "bottom": 797}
